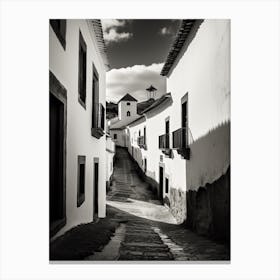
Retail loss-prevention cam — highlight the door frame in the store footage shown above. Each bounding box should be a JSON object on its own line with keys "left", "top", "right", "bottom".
{"left": 158, "top": 162, "right": 165, "bottom": 203}
{"left": 93, "top": 157, "right": 99, "bottom": 219}
{"left": 49, "top": 71, "right": 67, "bottom": 238}
{"left": 181, "top": 92, "right": 189, "bottom": 146}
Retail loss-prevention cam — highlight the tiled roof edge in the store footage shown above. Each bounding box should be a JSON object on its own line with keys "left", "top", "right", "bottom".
{"left": 160, "top": 20, "right": 197, "bottom": 76}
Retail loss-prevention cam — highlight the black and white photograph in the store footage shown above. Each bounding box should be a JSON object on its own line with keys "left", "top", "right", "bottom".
{"left": 1, "top": 0, "right": 280, "bottom": 279}
{"left": 49, "top": 19, "right": 230, "bottom": 261}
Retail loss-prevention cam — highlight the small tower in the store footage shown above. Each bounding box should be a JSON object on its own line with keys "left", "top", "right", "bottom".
{"left": 117, "top": 93, "right": 138, "bottom": 120}
{"left": 146, "top": 85, "right": 157, "bottom": 100}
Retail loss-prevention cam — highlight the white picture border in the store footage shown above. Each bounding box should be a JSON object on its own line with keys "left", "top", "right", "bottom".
{"left": 0, "top": 0, "right": 279, "bottom": 279}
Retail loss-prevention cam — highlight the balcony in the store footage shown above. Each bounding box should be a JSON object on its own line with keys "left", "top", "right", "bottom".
{"left": 106, "top": 135, "right": 115, "bottom": 154}
{"left": 159, "top": 134, "right": 172, "bottom": 157}
{"left": 137, "top": 136, "right": 147, "bottom": 150}
{"left": 172, "top": 127, "right": 190, "bottom": 160}
{"left": 91, "top": 103, "right": 105, "bottom": 139}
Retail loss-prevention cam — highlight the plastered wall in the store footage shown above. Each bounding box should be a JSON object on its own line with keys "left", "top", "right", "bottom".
{"left": 50, "top": 20, "right": 107, "bottom": 238}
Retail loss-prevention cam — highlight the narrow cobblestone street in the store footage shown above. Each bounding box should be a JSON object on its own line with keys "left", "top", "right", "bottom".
{"left": 94, "top": 147, "right": 230, "bottom": 261}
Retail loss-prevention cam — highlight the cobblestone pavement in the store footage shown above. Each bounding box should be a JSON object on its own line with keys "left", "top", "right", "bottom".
{"left": 103, "top": 147, "right": 230, "bottom": 261}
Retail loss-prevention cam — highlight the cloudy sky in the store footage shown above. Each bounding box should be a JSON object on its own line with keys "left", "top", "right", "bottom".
{"left": 101, "top": 19, "right": 180, "bottom": 103}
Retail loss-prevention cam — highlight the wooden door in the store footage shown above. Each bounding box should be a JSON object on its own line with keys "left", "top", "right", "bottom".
{"left": 50, "top": 94, "right": 64, "bottom": 228}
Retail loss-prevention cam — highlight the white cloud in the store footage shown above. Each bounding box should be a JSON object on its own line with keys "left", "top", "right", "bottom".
{"left": 160, "top": 26, "right": 172, "bottom": 35}
{"left": 101, "top": 19, "right": 132, "bottom": 43}
{"left": 102, "top": 19, "right": 126, "bottom": 31}
{"left": 103, "top": 28, "right": 132, "bottom": 43}
{"left": 106, "top": 63, "right": 166, "bottom": 103}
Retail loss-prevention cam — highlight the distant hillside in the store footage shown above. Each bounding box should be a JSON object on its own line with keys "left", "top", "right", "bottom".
{"left": 137, "top": 98, "right": 156, "bottom": 114}
{"left": 106, "top": 102, "right": 118, "bottom": 120}
{"left": 106, "top": 98, "right": 157, "bottom": 120}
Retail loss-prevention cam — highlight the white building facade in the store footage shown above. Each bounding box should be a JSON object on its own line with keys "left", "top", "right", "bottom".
{"left": 125, "top": 19, "right": 230, "bottom": 242}
{"left": 49, "top": 19, "right": 109, "bottom": 239}
{"left": 106, "top": 135, "right": 115, "bottom": 191}
{"left": 109, "top": 93, "right": 139, "bottom": 147}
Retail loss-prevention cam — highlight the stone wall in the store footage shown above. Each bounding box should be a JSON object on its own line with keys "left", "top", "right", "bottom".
{"left": 185, "top": 167, "right": 230, "bottom": 243}
{"left": 167, "top": 188, "right": 187, "bottom": 224}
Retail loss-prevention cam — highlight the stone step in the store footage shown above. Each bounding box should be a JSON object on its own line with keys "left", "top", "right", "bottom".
{"left": 125, "top": 237, "right": 163, "bottom": 244}
{"left": 118, "top": 252, "right": 173, "bottom": 261}
{"left": 125, "top": 231, "right": 158, "bottom": 236}
{"left": 121, "top": 242, "right": 169, "bottom": 248}
{"left": 121, "top": 245, "right": 170, "bottom": 253}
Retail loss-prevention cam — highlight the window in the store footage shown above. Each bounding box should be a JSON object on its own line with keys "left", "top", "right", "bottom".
{"left": 77, "top": 156, "right": 86, "bottom": 207}
{"left": 165, "top": 177, "right": 169, "bottom": 193}
{"left": 165, "top": 119, "right": 170, "bottom": 148}
{"left": 127, "top": 111, "right": 131, "bottom": 116}
{"left": 127, "top": 102, "right": 130, "bottom": 106}
{"left": 144, "top": 158, "right": 147, "bottom": 173}
{"left": 78, "top": 31, "right": 87, "bottom": 109}
{"left": 91, "top": 63, "right": 104, "bottom": 139}
{"left": 50, "top": 20, "right": 66, "bottom": 49}
{"left": 114, "top": 134, "right": 117, "bottom": 139}
{"left": 144, "top": 126, "right": 146, "bottom": 145}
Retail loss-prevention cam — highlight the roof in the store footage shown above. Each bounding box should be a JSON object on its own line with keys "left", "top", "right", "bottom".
{"left": 160, "top": 20, "right": 196, "bottom": 76}
{"left": 141, "top": 93, "right": 172, "bottom": 114}
{"left": 111, "top": 93, "right": 172, "bottom": 129}
{"left": 146, "top": 85, "right": 157, "bottom": 92}
{"left": 126, "top": 115, "right": 146, "bottom": 127}
{"left": 118, "top": 93, "right": 138, "bottom": 103}
{"left": 89, "top": 20, "right": 110, "bottom": 70}
{"left": 109, "top": 115, "right": 140, "bottom": 129}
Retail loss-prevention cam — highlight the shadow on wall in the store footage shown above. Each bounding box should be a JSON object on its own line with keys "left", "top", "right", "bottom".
{"left": 188, "top": 121, "right": 230, "bottom": 189}
{"left": 185, "top": 121, "right": 230, "bottom": 244}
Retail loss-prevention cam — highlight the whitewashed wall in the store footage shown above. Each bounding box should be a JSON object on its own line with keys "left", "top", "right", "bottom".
{"left": 187, "top": 122, "right": 230, "bottom": 190}
{"left": 118, "top": 100, "right": 137, "bottom": 120}
{"left": 106, "top": 136, "right": 115, "bottom": 183}
{"left": 146, "top": 104, "right": 187, "bottom": 195}
{"left": 167, "top": 19, "right": 230, "bottom": 191}
{"left": 127, "top": 118, "right": 147, "bottom": 169}
{"left": 49, "top": 19, "right": 107, "bottom": 238}
{"left": 127, "top": 101, "right": 188, "bottom": 202}
{"left": 110, "top": 129, "right": 126, "bottom": 147}
{"left": 126, "top": 19, "right": 230, "bottom": 223}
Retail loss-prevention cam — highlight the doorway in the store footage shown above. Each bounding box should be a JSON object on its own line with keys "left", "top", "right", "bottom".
{"left": 93, "top": 158, "right": 99, "bottom": 218}
{"left": 49, "top": 71, "right": 67, "bottom": 238}
{"left": 159, "top": 166, "right": 164, "bottom": 202}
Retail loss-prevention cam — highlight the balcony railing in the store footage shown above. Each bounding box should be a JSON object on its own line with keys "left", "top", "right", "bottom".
{"left": 159, "top": 133, "right": 172, "bottom": 157}
{"left": 159, "top": 134, "right": 170, "bottom": 149}
{"left": 91, "top": 103, "right": 105, "bottom": 139}
{"left": 172, "top": 127, "right": 190, "bottom": 159}
{"left": 137, "top": 136, "right": 147, "bottom": 149}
